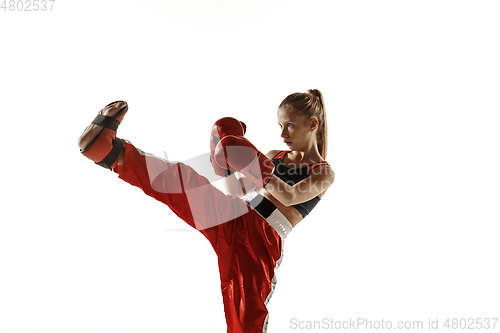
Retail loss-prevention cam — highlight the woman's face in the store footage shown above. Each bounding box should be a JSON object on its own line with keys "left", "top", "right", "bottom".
{"left": 277, "top": 107, "right": 316, "bottom": 151}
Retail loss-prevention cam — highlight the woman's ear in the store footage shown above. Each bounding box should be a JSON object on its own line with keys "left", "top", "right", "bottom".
{"left": 310, "top": 117, "right": 319, "bottom": 131}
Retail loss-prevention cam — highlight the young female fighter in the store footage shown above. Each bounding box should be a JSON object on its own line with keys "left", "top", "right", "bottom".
{"left": 77, "top": 89, "right": 335, "bottom": 333}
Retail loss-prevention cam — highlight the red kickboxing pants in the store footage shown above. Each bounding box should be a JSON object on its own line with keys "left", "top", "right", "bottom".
{"left": 112, "top": 140, "right": 286, "bottom": 333}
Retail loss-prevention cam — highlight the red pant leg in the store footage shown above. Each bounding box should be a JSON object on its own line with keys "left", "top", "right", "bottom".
{"left": 218, "top": 211, "right": 284, "bottom": 333}
{"left": 113, "top": 140, "right": 251, "bottom": 248}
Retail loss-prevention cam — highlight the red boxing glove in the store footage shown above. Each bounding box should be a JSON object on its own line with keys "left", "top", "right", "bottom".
{"left": 210, "top": 117, "right": 247, "bottom": 177}
{"left": 214, "top": 135, "right": 275, "bottom": 187}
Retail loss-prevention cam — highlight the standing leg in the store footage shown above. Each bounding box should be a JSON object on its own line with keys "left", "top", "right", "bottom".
{"left": 217, "top": 210, "right": 284, "bottom": 333}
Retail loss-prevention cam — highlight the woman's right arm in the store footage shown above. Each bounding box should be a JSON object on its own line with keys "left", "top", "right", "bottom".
{"left": 221, "top": 172, "right": 258, "bottom": 198}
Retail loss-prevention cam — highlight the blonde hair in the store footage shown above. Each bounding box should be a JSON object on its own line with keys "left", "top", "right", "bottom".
{"left": 278, "top": 89, "right": 328, "bottom": 159}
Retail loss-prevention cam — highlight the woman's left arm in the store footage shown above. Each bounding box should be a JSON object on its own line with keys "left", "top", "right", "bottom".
{"left": 264, "top": 166, "right": 335, "bottom": 206}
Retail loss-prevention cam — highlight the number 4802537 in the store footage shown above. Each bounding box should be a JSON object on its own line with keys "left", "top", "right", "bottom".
{"left": 1, "top": 0, "right": 56, "bottom": 11}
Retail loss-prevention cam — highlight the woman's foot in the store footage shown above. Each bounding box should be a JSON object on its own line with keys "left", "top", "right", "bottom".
{"left": 78, "top": 101, "right": 128, "bottom": 169}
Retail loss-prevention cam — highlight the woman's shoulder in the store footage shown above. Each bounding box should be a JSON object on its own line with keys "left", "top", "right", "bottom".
{"left": 310, "top": 161, "right": 335, "bottom": 183}
{"left": 265, "top": 149, "right": 285, "bottom": 159}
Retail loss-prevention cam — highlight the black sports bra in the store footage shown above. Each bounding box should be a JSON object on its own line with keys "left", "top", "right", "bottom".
{"left": 270, "top": 150, "right": 330, "bottom": 218}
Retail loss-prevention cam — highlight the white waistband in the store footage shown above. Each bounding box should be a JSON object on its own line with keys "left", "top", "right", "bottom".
{"left": 266, "top": 209, "right": 293, "bottom": 239}
{"left": 242, "top": 191, "right": 293, "bottom": 239}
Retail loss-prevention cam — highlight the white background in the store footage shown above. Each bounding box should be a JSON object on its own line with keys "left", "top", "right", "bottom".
{"left": 1, "top": 0, "right": 499, "bottom": 332}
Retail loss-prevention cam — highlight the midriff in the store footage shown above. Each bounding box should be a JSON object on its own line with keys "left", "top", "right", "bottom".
{"left": 255, "top": 187, "right": 324, "bottom": 228}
